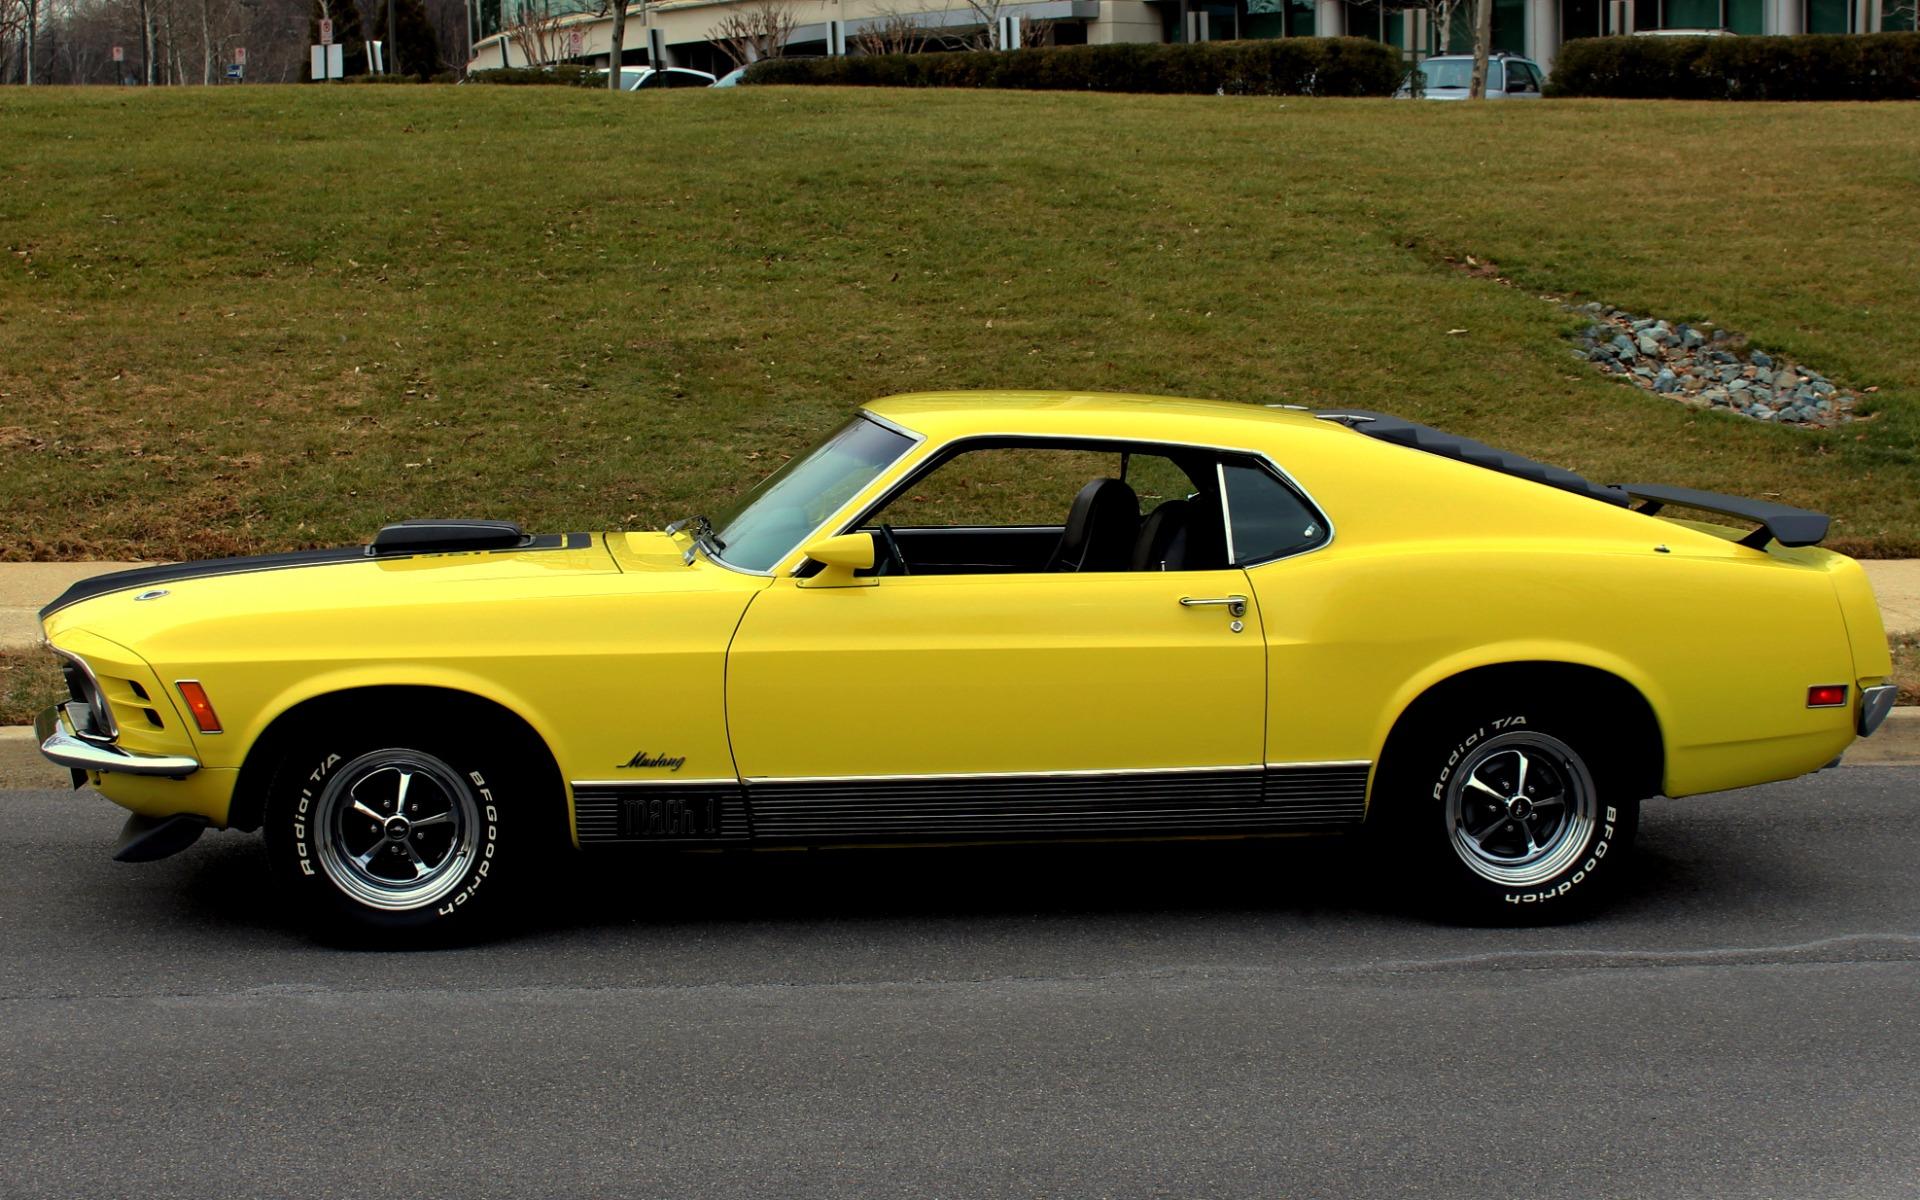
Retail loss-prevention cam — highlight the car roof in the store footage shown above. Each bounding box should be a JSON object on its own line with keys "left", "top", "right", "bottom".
{"left": 860, "top": 390, "right": 1329, "bottom": 446}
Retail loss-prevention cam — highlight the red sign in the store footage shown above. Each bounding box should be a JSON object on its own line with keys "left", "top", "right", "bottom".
{"left": 234, "top": 46, "right": 247, "bottom": 65}
{"left": 111, "top": 44, "right": 124, "bottom": 62}
{"left": 319, "top": 18, "right": 333, "bottom": 45}
{"left": 567, "top": 29, "right": 583, "bottom": 56}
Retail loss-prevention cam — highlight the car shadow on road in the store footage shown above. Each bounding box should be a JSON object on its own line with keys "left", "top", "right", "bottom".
{"left": 158, "top": 807, "right": 1809, "bottom": 951}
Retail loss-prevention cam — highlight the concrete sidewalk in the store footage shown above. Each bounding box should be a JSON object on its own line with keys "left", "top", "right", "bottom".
{"left": 10, "top": 556, "right": 1915, "bottom": 648}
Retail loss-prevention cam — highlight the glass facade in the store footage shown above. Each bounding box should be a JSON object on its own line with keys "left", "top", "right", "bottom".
{"left": 1443, "top": 0, "right": 1526, "bottom": 53}
{"left": 1725, "top": 0, "right": 1763, "bottom": 32}
{"left": 1561, "top": 0, "right": 1605, "bottom": 39}
{"left": 1805, "top": 0, "right": 1851, "bottom": 30}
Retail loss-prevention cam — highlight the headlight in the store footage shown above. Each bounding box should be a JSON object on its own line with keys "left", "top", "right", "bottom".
{"left": 51, "top": 648, "right": 118, "bottom": 743}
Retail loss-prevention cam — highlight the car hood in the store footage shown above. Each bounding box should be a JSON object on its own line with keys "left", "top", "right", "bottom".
{"left": 39, "top": 531, "right": 717, "bottom": 654}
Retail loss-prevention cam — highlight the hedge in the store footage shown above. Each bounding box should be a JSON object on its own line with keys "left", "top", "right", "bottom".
{"left": 1546, "top": 31, "right": 1920, "bottom": 100}
{"left": 745, "top": 38, "right": 1403, "bottom": 97}
{"left": 465, "top": 64, "right": 604, "bottom": 87}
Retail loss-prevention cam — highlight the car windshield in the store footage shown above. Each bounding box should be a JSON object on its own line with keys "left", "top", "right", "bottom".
{"left": 708, "top": 416, "right": 916, "bottom": 572}
{"left": 1418, "top": 59, "right": 1473, "bottom": 89}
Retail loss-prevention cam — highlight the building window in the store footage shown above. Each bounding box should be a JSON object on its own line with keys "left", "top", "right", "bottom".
{"left": 1805, "top": 0, "right": 1852, "bottom": 29}
{"left": 1725, "top": 0, "right": 1764, "bottom": 31}
{"left": 1664, "top": 0, "right": 1720, "bottom": 25}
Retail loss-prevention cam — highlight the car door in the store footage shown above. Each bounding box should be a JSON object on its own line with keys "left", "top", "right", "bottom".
{"left": 723, "top": 439, "right": 1276, "bottom": 843}
{"left": 724, "top": 565, "right": 1269, "bottom": 843}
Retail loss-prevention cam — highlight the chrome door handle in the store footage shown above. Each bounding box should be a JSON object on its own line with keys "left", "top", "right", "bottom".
{"left": 1179, "top": 595, "right": 1247, "bottom": 618}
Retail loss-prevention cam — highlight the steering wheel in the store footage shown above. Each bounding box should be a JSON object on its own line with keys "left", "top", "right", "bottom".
{"left": 876, "top": 523, "right": 910, "bottom": 576}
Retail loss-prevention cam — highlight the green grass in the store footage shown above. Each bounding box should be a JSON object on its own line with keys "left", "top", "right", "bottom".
{"left": 0, "top": 648, "right": 62, "bottom": 726}
{"left": 2, "top": 87, "right": 1918, "bottom": 560}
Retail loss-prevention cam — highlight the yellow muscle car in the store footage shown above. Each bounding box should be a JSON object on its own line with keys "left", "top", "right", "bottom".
{"left": 35, "top": 393, "right": 1898, "bottom": 938}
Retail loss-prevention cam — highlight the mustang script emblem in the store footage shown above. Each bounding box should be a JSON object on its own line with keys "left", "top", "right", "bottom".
{"left": 617, "top": 750, "right": 687, "bottom": 772}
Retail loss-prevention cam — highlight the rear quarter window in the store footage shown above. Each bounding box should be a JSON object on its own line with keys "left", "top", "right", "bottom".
{"left": 1221, "top": 460, "right": 1329, "bottom": 564}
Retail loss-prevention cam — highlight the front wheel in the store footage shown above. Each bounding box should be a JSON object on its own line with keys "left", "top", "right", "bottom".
{"left": 1379, "top": 709, "right": 1640, "bottom": 920}
{"left": 263, "top": 736, "right": 517, "bottom": 941}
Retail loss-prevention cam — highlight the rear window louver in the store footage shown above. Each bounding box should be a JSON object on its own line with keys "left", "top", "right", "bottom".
{"left": 1316, "top": 410, "right": 1631, "bottom": 508}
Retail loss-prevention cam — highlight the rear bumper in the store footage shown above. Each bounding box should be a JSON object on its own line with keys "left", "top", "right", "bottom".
{"left": 35, "top": 704, "right": 201, "bottom": 783}
{"left": 1858, "top": 685, "right": 1898, "bottom": 738}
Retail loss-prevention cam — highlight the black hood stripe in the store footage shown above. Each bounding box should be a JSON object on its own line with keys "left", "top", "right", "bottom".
{"left": 39, "top": 533, "right": 594, "bottom": 620}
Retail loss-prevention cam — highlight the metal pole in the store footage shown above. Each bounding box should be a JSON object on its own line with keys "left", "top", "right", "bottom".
{"left": 388, "top": 0, "right": 399, "bottom": 75}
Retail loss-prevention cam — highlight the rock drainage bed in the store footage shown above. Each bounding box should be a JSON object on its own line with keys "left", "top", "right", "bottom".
{"left": 1569, "top": 302, "right": 1860, "bottom": 428}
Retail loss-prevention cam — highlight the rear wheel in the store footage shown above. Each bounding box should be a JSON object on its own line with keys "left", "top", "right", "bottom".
{"left": 264, "top": 732, "right": 522, "bottom": 941}
{"left": 1378, "top": 705, "right": 1640, "bottom": 920}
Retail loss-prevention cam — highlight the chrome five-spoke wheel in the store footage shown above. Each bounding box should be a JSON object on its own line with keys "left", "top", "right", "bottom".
{"left": 313, "top": 750, "right": 481, "bottom": 911}
{"left": 1443, "top": 731, "right": 1598, "bottom": 888}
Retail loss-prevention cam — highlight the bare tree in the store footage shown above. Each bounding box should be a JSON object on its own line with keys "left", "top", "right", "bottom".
{"left": 602, "top": 0, "right": 626, "bottom": 88}
{"left": 504, "top": 0, "right": 566, "bottom": 64}
{"left": 1467, "top": 0, "right": 1490, "bottom": 98}
{"left": 849, "top": 6, "right": 933, "bottom": 56}
{"left": 706, "top": 0, "right": 791, "bottom": 68}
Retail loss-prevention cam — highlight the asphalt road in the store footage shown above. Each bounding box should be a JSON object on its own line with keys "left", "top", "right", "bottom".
{"left": 2, "top": 769, "right": 1917, "bottom": 1199}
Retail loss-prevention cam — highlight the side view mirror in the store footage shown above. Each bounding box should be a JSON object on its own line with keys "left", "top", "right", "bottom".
{"left": 797, "top": 533, "right": 876, "bottom": 588}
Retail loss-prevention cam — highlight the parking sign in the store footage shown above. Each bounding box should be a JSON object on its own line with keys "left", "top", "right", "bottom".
{"left": 319, "top": 18, "right": 333, "bottom": 45}
{"left": 111, "top": 44, "right": 123, "bottom": 62}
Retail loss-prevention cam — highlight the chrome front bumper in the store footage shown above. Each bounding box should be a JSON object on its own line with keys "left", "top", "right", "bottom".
{"left": 34, "top": 704, "right": 201, "bottom": 783}
{"left": 1858, "top": 685, "right": 1899, "bottom": 738}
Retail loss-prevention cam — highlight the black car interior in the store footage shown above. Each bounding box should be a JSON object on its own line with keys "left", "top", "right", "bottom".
{"left": 846, "top": 442, "right": 1246, "bottom": 577}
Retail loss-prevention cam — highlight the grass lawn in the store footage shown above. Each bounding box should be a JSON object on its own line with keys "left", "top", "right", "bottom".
{"left": 1, "top": 87, "right": 1918, "bottom": 561}
{"left": 0, "top": 647, "right": 62, "bottom": 726}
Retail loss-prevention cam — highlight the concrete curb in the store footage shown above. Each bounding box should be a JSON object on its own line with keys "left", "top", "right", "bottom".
{"left": 3, "top": 711, "right": 1914, "bottom": 793}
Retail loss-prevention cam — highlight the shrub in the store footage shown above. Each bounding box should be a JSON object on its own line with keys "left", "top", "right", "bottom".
{"left": 466, "top": 64, "right": 603, "bottom": 87}
{"left": 746, "top": 37, "right": 1403, "bottom": 97}
{"left": 1546, "top": 31, "right": 1920, "bottom": 100}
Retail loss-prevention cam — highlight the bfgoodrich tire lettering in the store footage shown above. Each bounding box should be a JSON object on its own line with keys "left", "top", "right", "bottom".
{"left": 1386, "top": 708, "right": 1640, "bottom": 920}
{"left": 265, "top": 734, "right": 516, "bottom": 940}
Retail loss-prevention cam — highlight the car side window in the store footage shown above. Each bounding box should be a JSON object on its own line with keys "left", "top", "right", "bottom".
{"left": 1219, "top": 458, "right": 1328, "bottom": 565}
{"left": 1509, "top": 63, "right": 1536, "bottom": 91}
{"left": 877, "top": 448, "right": 1128, "bottom": 528}
{"left": 1489, "top": 61, "right": 1506, "bottom": 92}
{"left": 850, "top": 442, "right": 1226, "bottom": 576}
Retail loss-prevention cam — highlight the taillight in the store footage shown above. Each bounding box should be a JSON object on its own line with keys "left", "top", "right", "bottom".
{"left": 1806, "top": 685, "right": 1849, "bottom": 709}
{"left": 175, "top": 681, "right": 223, "bottom": 733}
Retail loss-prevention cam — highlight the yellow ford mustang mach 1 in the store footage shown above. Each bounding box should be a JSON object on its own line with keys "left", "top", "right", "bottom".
{"left": 36, "top": 393, "right": 1898, "bottom": 938}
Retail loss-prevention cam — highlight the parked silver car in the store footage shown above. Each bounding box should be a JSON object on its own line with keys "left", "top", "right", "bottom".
{"left": 617, "top": 65, "right": 718, "bottom": 90}
{"left": 1396, "top": 53, "right": 1547, "bottom": 99}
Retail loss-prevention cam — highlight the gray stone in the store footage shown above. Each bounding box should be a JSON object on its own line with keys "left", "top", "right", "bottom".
{"left": 1633, "top": 365, "right": 1655, "bottom": 379}
{"left": 1632, "top": 318, "right": 1656, "bottom": 332}
{"left": 1817, "top": 398, "right": 1833, "bottom": 411}
{"left": 1751, "top": 350, "right": 1773, "bottom": 368}
{"left": 1681, "top": 327, "right": 1705, "bottom": 348}
{"left": 1713, "top": 329, "right": 1731, "bottom": 342}
{"left": 1612, "top": 334, "right": 1636, "bottom": 356}
{"left": 1754, "top": 367, "right": 1774, "bottom": 385}
{"left": 1752, "top": 407, "right": 1775, "bottom": 421}
{"left": 1730, "top": 379, "right": 1750, "bottom": 391}
{"left": 1653, "top": 369, "right": 1679, "bottom": 393}
{"left": 1636, "top": 334, "right": 1661, "bottom": 357}
{"left": 1811, "top": 381, "right": 1835, "bottom": 397}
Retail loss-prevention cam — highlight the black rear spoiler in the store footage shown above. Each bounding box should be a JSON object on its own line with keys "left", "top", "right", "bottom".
{"left": 1616, "top": 484, "right": 1829, "bottom": 550}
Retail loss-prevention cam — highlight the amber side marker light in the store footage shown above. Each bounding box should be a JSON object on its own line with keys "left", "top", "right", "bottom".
{"left": 175, "top": 681, "right": 223, "bottom": 733}
{"left": 1807, "top": 685, "right": 1849, "bottom": 709}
